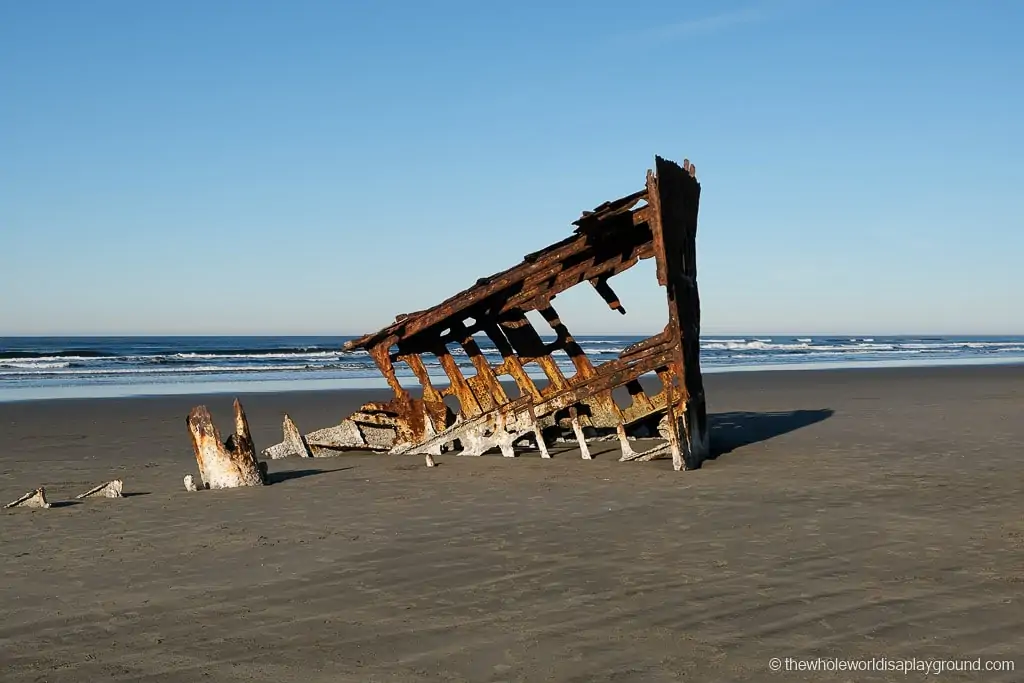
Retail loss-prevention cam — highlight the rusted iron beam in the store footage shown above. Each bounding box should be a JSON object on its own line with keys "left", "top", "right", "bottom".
{"left": 590, "top": 276, "right": 626, "bottom": 314}
{"left": 342, "top": 198, "right": 655, "bottom": 352}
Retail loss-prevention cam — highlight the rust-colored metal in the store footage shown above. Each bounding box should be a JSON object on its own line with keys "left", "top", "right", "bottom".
{"left": 271, "top": 155, "right": 709, "bottom": 469}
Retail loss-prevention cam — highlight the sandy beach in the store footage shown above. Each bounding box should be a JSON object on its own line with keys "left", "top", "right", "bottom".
{"left": 1, "top": 365, "right": 1022, "bottom": 681}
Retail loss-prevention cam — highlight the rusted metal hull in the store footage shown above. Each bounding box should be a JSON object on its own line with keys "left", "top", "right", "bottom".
{"left": 266, "top": 155, "right": 709, "bottom": 470}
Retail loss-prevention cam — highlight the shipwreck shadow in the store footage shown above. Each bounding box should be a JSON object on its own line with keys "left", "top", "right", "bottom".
{"left": 49, "top": 501, "right": 82, "bottom": 508}
{"left": 709, "top": 409, "right": 834, "bottom": 458}
{"left": 265, "top": 467, "right": 354, "bottom": 484}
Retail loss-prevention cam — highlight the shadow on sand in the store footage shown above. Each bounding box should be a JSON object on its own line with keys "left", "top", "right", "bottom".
{"left": 709, "top": 409, "right": 834, "bottom": 458}
{"left": 266, "top": 467, "right": 354, "bottom": 485}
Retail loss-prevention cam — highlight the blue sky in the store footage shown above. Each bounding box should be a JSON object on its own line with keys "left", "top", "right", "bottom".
{"left": 2, "top": 0, "right": 1022, "bottom": 336}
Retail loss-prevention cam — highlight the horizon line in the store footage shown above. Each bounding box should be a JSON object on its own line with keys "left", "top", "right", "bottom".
{"left": 3, "top": 332, "right": 1024, "bottom": 339}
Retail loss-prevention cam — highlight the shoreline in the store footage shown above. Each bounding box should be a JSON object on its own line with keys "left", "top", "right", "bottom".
{"left": 3, "top": 355, "right": 1023, "bottom": 403}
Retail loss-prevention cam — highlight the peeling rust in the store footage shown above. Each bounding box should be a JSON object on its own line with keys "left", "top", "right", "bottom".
{"left": 264, "top": 155, "right": 709, "bottom": 470}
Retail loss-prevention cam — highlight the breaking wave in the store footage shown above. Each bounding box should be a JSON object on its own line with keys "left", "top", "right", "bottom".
{"left": 3, "top": 335, "right": 1024, "bottom": 396}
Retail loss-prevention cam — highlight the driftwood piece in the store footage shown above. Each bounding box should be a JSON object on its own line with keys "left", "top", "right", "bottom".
{"left": 186, "top": 399, "right": 266, "bottom": 490}
{"left": 425, "top": 454, "right": 437, "bottom": 467}
{"left": 261, "top": 414, "right": 314, "bottom": 459}
{"left": 76, "top": 479, "right": 123, "bottom": 499}
{"left": 5, "top": 487, "right": 50, "bottom": 509}
{"left": 183, "top": 474, "right": 199, "bottom": 492}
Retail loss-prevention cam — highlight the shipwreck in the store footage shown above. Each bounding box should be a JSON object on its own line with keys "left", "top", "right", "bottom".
{"left": 265, "top": 155, "right": 709, "bottom": 470}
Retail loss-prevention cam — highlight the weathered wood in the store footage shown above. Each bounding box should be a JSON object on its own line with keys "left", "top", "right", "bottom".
{"left": 186, "top": 399, "right": 266, "bottom": 490}
{"left": 183, "top": 474, "right": 199, "bottom": 492}
{"left": 425, "top": 454, "right": 437, "bottom": 467}
{"left": 5, "top": 487, "right": 50, "bottom": 509}
{"left": 76, "top": 479, "right": 123, "bottom": 499}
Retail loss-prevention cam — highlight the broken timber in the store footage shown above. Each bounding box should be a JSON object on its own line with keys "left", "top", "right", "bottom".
{"left": 266, "top": 155, "right": 709, "bottom": 470}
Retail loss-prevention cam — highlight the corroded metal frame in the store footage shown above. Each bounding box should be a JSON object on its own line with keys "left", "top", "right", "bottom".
{"left": 276, "top": 155, "right": 708, "bottom": 470}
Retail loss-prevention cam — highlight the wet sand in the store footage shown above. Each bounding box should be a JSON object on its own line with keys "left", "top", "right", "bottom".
{"left": 1, "top": 366, "right": 1022, "bottom": 681}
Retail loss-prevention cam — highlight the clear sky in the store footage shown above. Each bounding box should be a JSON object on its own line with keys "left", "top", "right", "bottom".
{"left": 2, "top": 0, "right": 1022, "bottom": 336}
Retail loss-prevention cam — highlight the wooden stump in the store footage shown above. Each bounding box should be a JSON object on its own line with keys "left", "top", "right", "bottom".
{"left": 186, "top": 399, "right": 266, "bottom": 490}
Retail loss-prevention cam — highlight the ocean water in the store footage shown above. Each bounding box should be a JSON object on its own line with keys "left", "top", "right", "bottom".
{"left": 2, "top": 335, "right": 1023, "bottom": 402}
